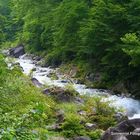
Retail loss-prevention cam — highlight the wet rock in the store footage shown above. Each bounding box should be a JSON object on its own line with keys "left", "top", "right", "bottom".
{"left": 31, "top": 78, "right": 42, "bottom": 87}
{"left": 101, "top": 119, "right": 140, "bottom": 140}
{"left": 9, "top": 45, "right": 25, "bottom": 58}
{"left": 60, "top": 80, "right": 70, "bottom": 83}
{"left": 43, "top": 87, "right": 78, "bottom": 102}
{"left": 43, "top": 88, "right": 50, "bottom": 95}
{"left": 85, "top": 123, "right": 97, "bottom": 130}
{"left": 38, "top": 69, "right": 48, "bottom": 73}
{"left": 73, "top": 136, "right": 91, "bottom": 140}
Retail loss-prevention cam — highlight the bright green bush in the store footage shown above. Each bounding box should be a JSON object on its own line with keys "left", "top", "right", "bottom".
{"left": 87, "top": 129, "right": 103, "bottom": 140}
{"left": 61, "top": 113, "right": 85, "bottom": 138}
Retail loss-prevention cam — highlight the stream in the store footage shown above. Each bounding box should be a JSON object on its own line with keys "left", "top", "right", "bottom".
{"left": 5, "top": 54, "right": 140, "bottom": 120}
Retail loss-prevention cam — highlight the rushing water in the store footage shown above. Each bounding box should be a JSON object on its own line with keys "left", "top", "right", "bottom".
{"left": 5, "top": 54, "right": 140, "bottom": 119}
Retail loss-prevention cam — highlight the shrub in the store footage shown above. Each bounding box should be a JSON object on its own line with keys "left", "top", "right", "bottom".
{"left": 61, "top": 113, "right": 85, "bottom": 137}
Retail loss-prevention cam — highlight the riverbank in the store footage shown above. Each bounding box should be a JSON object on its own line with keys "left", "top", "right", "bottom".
{"left": 0, "top": 48, "right": 131, "bottom": 140}
{"left": 1, "top": 46, "right": 140, "bottom": 139}
{"left": 3, "top": 47, "right": 140, "bottom": 119}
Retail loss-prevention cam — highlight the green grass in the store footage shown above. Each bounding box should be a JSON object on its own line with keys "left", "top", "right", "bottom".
{"left": 0, "top": 54, "right": 56, "bottom": 139}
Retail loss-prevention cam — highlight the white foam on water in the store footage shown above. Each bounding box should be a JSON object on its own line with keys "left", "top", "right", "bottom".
{"left": 105, "top": 95, "right": 140, "bottom": 117}
{"left": 7, "top": 54, "right": 140, "bottom": 119}
{"left": 129, "top": 114, "right": 140, "bottom": 119}
{"left": 16, "top": 58, "right": 35, "bottom": 75}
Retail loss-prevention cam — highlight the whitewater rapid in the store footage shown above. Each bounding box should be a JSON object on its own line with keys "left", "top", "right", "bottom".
{"left": 5, "top": 54, "right": 140, "bottom": 119}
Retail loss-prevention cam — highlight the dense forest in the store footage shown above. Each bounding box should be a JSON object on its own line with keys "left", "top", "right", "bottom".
{"left": 0, "top": 0, "right": 140, "bottom": 139}
{"left": 1, "top": 0, "right": 140, "bottom": 95}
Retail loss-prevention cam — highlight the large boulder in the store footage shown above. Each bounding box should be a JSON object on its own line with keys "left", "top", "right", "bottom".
{"left": 31, "top": 78, "right": 42, "bottom": 87}
{"left": 101, "top": 119, "right": 140, "bottom": 140}
{"left": 9, "top": 45, "right": 25, "bottom": 58}
{"left": 42, "top": 87, "right": 79, "bottom": 102}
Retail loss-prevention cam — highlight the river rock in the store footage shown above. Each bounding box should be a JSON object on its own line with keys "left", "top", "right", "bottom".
{"left": 42, "top": 87, "right": 78, "bottom": 102}
{"left": 85, "top": 123, "right": 97, "bottom": 130}
{"left": 9, "top": 45, "right": 25, "bottom": 58}
{"left": 60, "top": 80, "right": 70, "bottom": 83}
{"left": 101, "top": 119, "right": 140, "bottom": 140}
{"left": 31, "top": 78, "right": 42, "bottom": 87}
{"left": 43, "top": 88, "right": 50, "bottom": 95}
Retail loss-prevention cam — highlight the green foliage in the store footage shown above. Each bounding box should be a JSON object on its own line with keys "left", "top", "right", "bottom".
{"left": 1, "top": 0, "right": 140, "bottom": 94}
{"left": 0, "top": 54, "right": 121, "bottom": 139}
{"left": 0, "top": 54, "right": 55, "bottom": 139}
{"left": 1, "top": 0, "right": 140, "bottom": 138}
{"left": 56, "top": 96, "right": 118, "bottom": 139}
{"left": 61, "top": 113, "right": 85, "bottom": 138}
{"left": 121, "top": 33, "right": 140, "bottom": 66}
{"left": 57, "top": 103, "right": 78, "bottom": 114}
{"left": 82, "top": 96, "right": 117, "bottom": 129}
{"left": 87, "top": 129, "right": 103, "bottom": 140}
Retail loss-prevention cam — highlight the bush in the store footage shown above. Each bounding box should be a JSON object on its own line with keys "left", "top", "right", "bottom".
{"left": 62, "top": 113, "right": 85, "bottom": 137}
{"left": 87, "top": 129, "right": 103, "bottom": 140}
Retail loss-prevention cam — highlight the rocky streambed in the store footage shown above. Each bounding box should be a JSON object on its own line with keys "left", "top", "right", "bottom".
{"left": 2, "top": 47, "right": 140, "bottom": 140}
{"left": 3, "top": 47, "right": 140, "bottom": 120}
